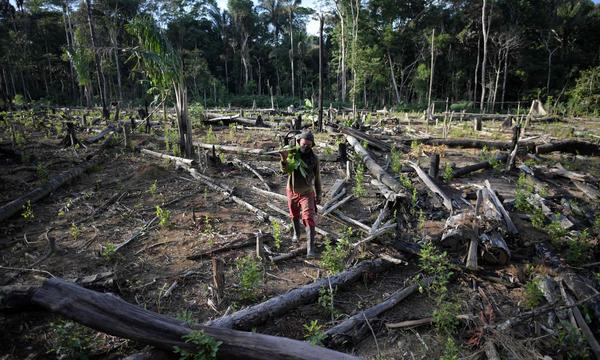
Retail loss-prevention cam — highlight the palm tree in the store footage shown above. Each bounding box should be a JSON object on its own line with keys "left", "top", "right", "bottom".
{"left": 127, "top": 16, "right": 194, "bottom": 158}
{"left": 257, "top": 0, "right": 283, "bottom": 45}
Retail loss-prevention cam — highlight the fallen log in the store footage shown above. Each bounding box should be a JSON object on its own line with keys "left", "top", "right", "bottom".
{"left": 399, "top": 138, "right": 536, "bottom": 152}
{"left": 207, "top": 258, "right": 393, "bottom": 329}
{"left": 346, "top": 135, "right": 406, "bottom": 195}
{"left": 23, "top": 278, "right": 359, "bottom": 360}
{"left": 408, "top": 162, "right": 453, "bottom": 212}
{"left": 452, "top": 153, "right": 509, "bottom": 178}
{"left": 338, "top": 127, "right": 391, "bottom": 152}
{"left": 479, "top": 231, "right": 510, "bottom": 265}
{"left": 141, "top": 148, "right": 195, "bottom": 166}
{"left": 324, "top": 278, "right": 432, "bottom": 348}
{"left": 573, "top": 181, "right": 600, "bottom": 201}
{"left": 536, "top": 140, "right": 600, "bottom": 156}
{"left": 0, "top": 155, "right": 104, "bottom": 223}
{"left": 549, "top": 163, "right": 593, "bottom": 182}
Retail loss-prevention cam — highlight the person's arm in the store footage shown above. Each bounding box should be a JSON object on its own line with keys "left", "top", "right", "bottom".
{"left": 314, "top": 157, "right": 322, "bottom": 204}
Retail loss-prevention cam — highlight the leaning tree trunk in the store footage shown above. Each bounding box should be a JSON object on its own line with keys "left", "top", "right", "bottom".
{"left": 21, "top": 278, "right": 359, "bottom": 360}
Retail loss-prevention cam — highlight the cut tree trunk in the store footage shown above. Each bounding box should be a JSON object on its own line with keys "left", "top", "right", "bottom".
{"left": 0, "top": 155, "right": 104, "bottom": 223}
{"left": 398, "top": 138, "right": 536, "bottom": 152}
{"left": 25, "top": 278, "right": 359, "bottom": 360}
{"left": 207, "top": 258, "right": 393, "bottom": 329}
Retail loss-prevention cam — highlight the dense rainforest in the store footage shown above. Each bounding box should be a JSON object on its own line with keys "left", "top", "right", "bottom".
{"left": 0, "top": 0, "right": 599, "bottom": 115}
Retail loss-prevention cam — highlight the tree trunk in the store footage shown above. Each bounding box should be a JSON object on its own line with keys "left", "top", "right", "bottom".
{"left": 427, "top": 29, "right": 435, "bottom": 113}
{"left": 207, "top": 258, "right": 392, "bottom": 329}
{"left": 480, "top": 0, "right": 489, "bottom": 113}
{"left": 388, "top": 50, "right": 401, "bottom": 105}
{"left": 289, "top": 11, "right": 295, "bottom": 99}
{"left": 85, "top": 0, "right": 109, "bottom": 119}
{"left": 318, "top": 16, "right": 324, "bottom": 132}
{"left": 24, "top": 278, "right": 360, "bottom": 360}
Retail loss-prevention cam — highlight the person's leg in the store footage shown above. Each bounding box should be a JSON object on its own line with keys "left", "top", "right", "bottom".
{"left": 287, "top": 188, "right": 302, "bottom": 242}
{"left": 299, "top": 192, "right": 317, "bottom": 257}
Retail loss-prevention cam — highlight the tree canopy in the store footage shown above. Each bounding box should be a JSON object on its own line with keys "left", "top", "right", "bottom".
{"left": 0, "top": 0, "right": 599, "bottom": 114}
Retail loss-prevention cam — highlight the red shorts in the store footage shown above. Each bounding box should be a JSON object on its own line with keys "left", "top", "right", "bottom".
{"left": 286, "top": 188, "right": 317, "bottom": 227}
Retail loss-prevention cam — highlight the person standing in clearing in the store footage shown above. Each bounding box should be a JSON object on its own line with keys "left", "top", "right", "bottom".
{"left": 279, "top": 130, "right": 322, "bottom": 258}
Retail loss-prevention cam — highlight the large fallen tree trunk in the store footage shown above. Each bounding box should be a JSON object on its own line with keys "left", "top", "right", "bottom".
{"left": 0, "top": 155, "right": 104, "bottom": 223}
{"left": 346, "top": 135, "right": 406, "bottom": 195}
{"left": 20, "top": 278, "right": 358, "bottom": 360}
{"left": 399, "top": 138, "right": 536, "bottom": 152}
{"left": 324, "top": 278, "right": 431, "bottom": 349}
{"left": 207, "top": 258, "right": 393, "bottom": 330}
{"left": 204, "top": 112, "right": 281, "bottom": 128}
{"left": 339, "top": 126, "right": 391, "bottom": 152}
{"left": 536, "top": 140, "right": 600, "bottom": 156}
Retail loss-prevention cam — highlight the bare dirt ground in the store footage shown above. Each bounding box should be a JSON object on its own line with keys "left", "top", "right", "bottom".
{"left": 1, "top": 108, "right": 599, "bottom": 359}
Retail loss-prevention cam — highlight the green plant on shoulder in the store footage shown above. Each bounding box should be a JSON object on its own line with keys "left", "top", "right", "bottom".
{"left": 523, "top": 279, "right": 544, "bottom": 309}
{"left": 176, "top": 310, "right": 195, "bottom": 326}
{"left": 433, "top": 301, "right": 460, "bottom": 336}
{"left": 555, "top": 321, "right": 591, "bottom": 359}
{"left": 271, "top": 220, "right": 282, "bottom": 250}
{"left": 321, "top": 230, "right": 352, "bottom": 275}
{"left": 205, "top": 125, "right": 217, "bottom": 144}
{"left": 303, "top": 320, "right": 326, "bottom": 346}
{"left": 48, "top": 320, "right": 100, "bottom": 359}
{"left": 101, "top": 243, "right": 117, "bottom": 261}
{"left": 442, "top": 163, "right": 454, "bottom": 183}
{"left": 156, "top": 205, "right": 171, "bottom": 229}
{"left": 21, "top": 200, "right": 34, "bottom": 221}
{"left": 148, "top": 180, "right": 158, "bottom": 195}
{"left": 235, "top": 255, "right": 263, "bottom": 301}
{"left": 36, "top": 163, "right": 49, "bottom": 182}
{"left": 173, "top": 330, "right": 221, "bottom": 360}
{"left": 353, "top": 162, "right": 366, "bottom": 197}
{"left": 69, "top": 223, "right": 81, "bottom": 240}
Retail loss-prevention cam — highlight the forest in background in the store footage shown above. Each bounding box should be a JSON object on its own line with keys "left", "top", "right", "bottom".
{"left": 0, "top": 0, "right": 599, "bottom": 115}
